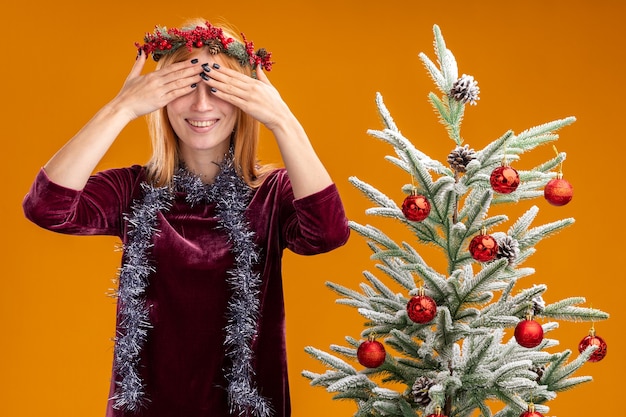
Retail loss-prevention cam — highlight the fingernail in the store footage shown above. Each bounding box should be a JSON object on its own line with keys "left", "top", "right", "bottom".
{"left": 210, "top": 87, "right": 217, "bottom": 93}
{"left": 202, "top": 63, "right": 211, "bottom": 72}
{"left": 191, "top": 83, "right": 198, "bottom": 89}
{"left": 136, "top": 48, "right": 142, "bottom": 59}
{"left": 191, "top": 58, "right": 199, "bottom": 64}
{"left": 212, "top": 63, "right": 220, "bottom": 69}
{"left": 199, "top": 72, "right": 210, "bottom": 81}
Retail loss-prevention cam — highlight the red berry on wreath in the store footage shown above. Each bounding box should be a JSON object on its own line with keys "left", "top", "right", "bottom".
{"left": 357, "top": 337, "right": 386, "bottom": 368}
{"left": 578, "top": 327, "right": 607, "bottom": 362}
{"left": 544, "top": 175, "right": 573, "bottom": 206}
{"left": 514, "top": 317, "right": 544, "bottom": 348}
{"left": 402, "top": 193, "right": 431, "bottom": 222}
{"left": 520, "top": 403, "right": 544, "bottom": 417}
{"left": 407, "top": 289, "right": 437, "bottom": 324}
{"left": 469, "top": 232, "right": 498, "bottom": 262}
{"left": 490, "top": 165, "right": 520, "bottom": 194}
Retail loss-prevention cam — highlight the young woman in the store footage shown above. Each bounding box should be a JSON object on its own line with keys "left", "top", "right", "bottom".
{"left": 23, "top": 19, "right": 349, "bottom": 417}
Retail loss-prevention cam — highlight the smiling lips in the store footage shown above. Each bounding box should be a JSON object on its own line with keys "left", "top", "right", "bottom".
{"left": 187, "top": 119, "right": 217, "bottom": 128}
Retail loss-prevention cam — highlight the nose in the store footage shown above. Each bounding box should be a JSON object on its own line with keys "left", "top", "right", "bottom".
{"left": 191, "top": 83, "right": 215, "bottom": 111}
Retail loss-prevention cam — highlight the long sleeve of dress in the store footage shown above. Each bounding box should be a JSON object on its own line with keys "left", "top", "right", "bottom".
{"left": 251, "top": 169, "right": 350, "bottom": 256}
{"left": 288, "top": 182, "right": 350, "bottom": 254}
{"left": 22, "top": 166, "right": 144, "bottom": 238}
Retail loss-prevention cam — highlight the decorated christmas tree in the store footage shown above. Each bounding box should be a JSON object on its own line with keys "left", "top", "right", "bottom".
{"left": 302, "top": 25, "right": 609, "bottom": 417}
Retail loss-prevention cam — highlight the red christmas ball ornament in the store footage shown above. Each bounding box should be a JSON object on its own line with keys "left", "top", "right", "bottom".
{"left": 407, "top": 290, "right": 437, "bottom": 324}
{"left": 490, "top": 165, "right": 520, "bottom": 194}
{"left": 520, "top": 411, "right": 543, "bottom": 417}
{"left": 520, "top": 404, "right": 544, "bottom": 417}
{"left": 402, "top": 193, "right": 431, "bottom": 222}
{"left": 514, "top": 317, "right": 544, "bottom": 348}
{"left": 426, "top": 412, "right": 448, "bottom": 417}
{"left": 578, "top": 328, "right": 607, "bottom": 362}
{"left": 357, "top": 337, "right": 386, "bottom": 368}
{"left": 544, "top": 176, "right": 573, "bottom": 206}
{"left": 469, "top": 232, "right": 499, "bottom": 262}
{"left": 426, "top": 406, "right": 448, "bottom": 417}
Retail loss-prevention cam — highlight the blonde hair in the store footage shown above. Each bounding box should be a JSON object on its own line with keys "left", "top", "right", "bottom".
{"left": 145, "top": 20, "right": 272, "bottom": 188}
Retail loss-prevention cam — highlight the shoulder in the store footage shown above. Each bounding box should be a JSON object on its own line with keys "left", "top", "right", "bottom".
{"left": 89, "top": 165, "right": 146, "bottom": 189}
{"left": 92, "top": 164, "right": 145, "bottom": 182}
{"left": 248, "top": 168, "right": 293, "bottom": 213}
{"left": 81, "top": 165, "right": 148, "bottom": 203}
{"left": 258, "top": 168, "right": 289, "bottom": 186}
{"left": 253, "top": 168, "right": 291, "bottom": 195}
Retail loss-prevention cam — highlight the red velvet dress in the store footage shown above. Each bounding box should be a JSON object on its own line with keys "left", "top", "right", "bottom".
{"left": 23, "top": 166, "right": 350, "bottom": 417}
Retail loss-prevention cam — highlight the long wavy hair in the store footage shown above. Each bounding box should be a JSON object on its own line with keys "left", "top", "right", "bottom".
{"left": 145, "top": 20, "right": 272, "bottom": 188}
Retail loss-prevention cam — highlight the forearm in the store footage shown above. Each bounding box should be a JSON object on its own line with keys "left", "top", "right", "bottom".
{"left": 43, "top": 101, "right": 134, "bottom": 190}
{"left": 271, "top": 113, "right": 333, "bottom": 199}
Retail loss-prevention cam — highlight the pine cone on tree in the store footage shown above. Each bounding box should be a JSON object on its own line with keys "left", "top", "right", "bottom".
{"left": 411, "top": 376, "right": 435, "bottom": 406}
{"left": 531, "top": 295, "right": 546, "bottom": 317}
{"left": 530, "top": 365, "right": 545, "bottom": 383}
{"left": 449, "top": 74, "right": 480, "bottom": 105}
{"left": 493, "top": 232, "right": 520, "bottom": 265}
{"left": 447, "top": 144, "right": 476, "bottom": 173}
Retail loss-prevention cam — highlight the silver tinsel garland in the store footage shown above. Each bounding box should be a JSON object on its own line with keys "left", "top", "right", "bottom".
{"left": 112, "top": 182, "right": 172, "bottom": 411}
{"left": 112, "top": 152, "right": 272, "bottom": 417}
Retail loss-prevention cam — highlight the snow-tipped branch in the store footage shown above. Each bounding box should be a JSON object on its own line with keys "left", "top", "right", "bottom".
{"left": 304, "top": 346, "right": 358, "bottom": 375}
{"left": 517, "top": 217, "right": 574, "bottom": 249}
{"left": 542, "top": 298, "right": 609, "bottom": 322}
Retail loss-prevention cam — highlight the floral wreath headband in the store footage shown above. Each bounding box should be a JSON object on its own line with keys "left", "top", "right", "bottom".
{"left": 136, "top": 22, "right": 274, "bottom": 72}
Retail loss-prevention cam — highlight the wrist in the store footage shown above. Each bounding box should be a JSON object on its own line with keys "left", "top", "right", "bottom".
{"left": 266, "top": 111, "right": 301, "bottom": 138}
{"left": 105, "top": 96, "right": 140, "bottom": 125}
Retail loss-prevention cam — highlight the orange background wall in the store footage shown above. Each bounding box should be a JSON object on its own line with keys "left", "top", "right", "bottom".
{"left": 2, "top": 1, "right": 624, "bottom": 416}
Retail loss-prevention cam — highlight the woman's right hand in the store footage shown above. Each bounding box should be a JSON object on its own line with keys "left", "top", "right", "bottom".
{"left": 111, "top": 51, "right": 204, "bottom": 121}
{"left": 41, "top": 51, "right": 203, "bottom": 190}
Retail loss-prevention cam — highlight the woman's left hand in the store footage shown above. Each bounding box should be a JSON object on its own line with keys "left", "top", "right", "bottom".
{"left": 204, "top": 64, "right": 293, "bottom": 131}
{"left": 206, "top": 61, "right": 334, "bottom": 198}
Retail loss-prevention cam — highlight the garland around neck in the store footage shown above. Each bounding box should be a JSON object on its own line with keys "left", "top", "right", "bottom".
{"left": 112, "top": 156, "right": 273, "bottom": 417}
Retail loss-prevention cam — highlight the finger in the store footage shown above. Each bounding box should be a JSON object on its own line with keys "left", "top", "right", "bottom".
{"left": 157, "top": 72, "right": 204, "bottom": 102}
{"left": 206, "top": 66, "right": 269, "bottom": 103}
{"left": 160, "top": 83, "right": 197, "bottom": 104}
{"left": 157, "top": 59, "right": 208, "bottom": 87}
{"left": 255, "top": 66, "right": 272, "bottom": 85}
{"left": 160, "top": 63, "right": 212, "bottom": 101}
{"left": 136, "top": 61, "right": 202, "bottom": 99}
{"left": 126, "top": 48, "right": 148, "bottom": 80}
{"left": 128, "top": 60, "right": 203, "bottom": 107}
{"left": 205, "top": 64, "right": 252, "bottom": 89}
